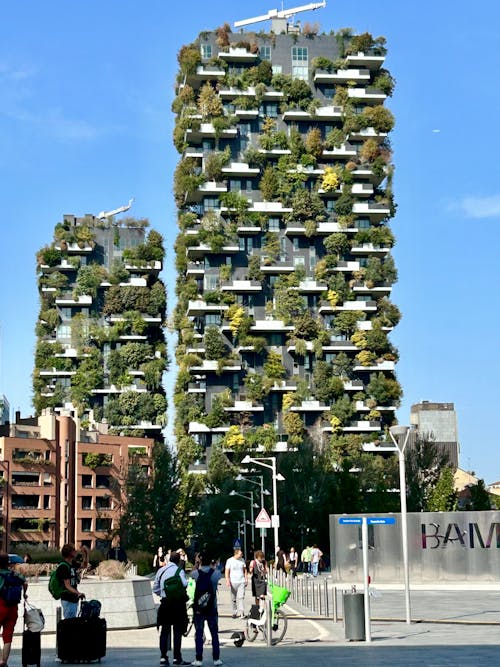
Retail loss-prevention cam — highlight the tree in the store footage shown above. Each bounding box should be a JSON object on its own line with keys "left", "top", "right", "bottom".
{"left": 460, "top": 480, "right": 492, "bottom": 511}
{"left": 405, "top": 435, "right": 451, "bottom": 512}
{"left": 121, "top": 444, "right": 180, "bottom": 551}
{"left": 427, "top": 467, "right": 457, "bottom": 511}
{"left": 197, "top": 83, "right": 223, "bottom": 119}
{"left": 260, "top": 166, "right": 280, "bottom": 202}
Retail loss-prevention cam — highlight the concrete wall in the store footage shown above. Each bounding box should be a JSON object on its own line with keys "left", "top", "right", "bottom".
{"left": 15, "top": 576, "right": 157, "bottom": 634}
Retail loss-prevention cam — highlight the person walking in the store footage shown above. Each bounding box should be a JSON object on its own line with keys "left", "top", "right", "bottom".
{"left": 311, "top": 544, "right": 323, "bottom": 577}
{"left": 191, "top": 552, "right": 222, "bottom": 666}
{"left": 300, "top": 545, "right": 312, "bottom": 575}
{"left": 0, "top": 552, "right": 27, "bottom": 667}
{"left": 288, "top": 547, "right": 298, "bottom": 577}
{"left": 224, "top": 548, "right": 247, "bottom": 619}
{"left": 248, "top": 550, "right": 268, "bottom": 603}
{"left": 275, "top": 546, "right": 286, "bottom": 573}
{"left": 154, "top": 547, "right": 166, "bottom": 572}
{"left": 56, "top": 544, "right": 85, "bottom": 618}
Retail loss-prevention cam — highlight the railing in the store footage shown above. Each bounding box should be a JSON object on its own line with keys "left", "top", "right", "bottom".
{"left": 270, "top": 567, "right": 339, "bottom": 622}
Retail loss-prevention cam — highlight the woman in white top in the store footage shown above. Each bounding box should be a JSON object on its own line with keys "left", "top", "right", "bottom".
{"left": 224, "top": 548, "right": 248, "bottom": 618}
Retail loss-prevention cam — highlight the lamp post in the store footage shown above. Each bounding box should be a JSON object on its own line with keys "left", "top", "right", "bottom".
{"left": 224, "top": 508, "right": 247, "bottom": 558}
{"left": 241, "top": 455, "right": 285, "bottom": 558}
{"left": 362, "top": 430, "right": 411, "bottom": 625}
{"left": 221, "top": 518, "right": 241, "bottom": 546}
{"left": 0, "top": 461, "right": 10, "bottom": 553}
{"left": 230, "top": 490, "right": 257, "bottom": 547}
{"left": 235, "top": 474, "right": 271, "bottom": 552}
{"left": 389, "top": 425, "right": 411, "bottom": 625}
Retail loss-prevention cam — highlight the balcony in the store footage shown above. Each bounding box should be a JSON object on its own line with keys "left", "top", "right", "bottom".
{"left": 322, "top": 143, "right": 357, "bottom": 159}
{"left": 218, "top": 48, "right": 259, "bottom": 62}
{"left": 224, "top": 400, "right": 264, "bottom": 413}
{"left": 188, "top": 421, "right": 230, "bottom": 433}
{"left": 189, "top": 65, "right": 226, "bottom": 82}
{"left": 349, "top": 127, "right": 388, "bottom": 141}
{"left": 269, "top": 379, "right": 299, "bottom": 392}
{"left": 350, "top": 243, "right": 391, "bottom": 255}
{"left": 187, "top": 382, "right": 207, "bottom": 393}
{"left": 55, "top": 243, "right": 93, "bottom": 253}
{"left": 353, "top": 360, "right": 395, "bottom": 372}
{"left": 189, "top": 360, "right": 241, "bottom": 373}
{"left": 313, "top": 105, "right": 343, "bottom": 120}
{"left": 186, "top": 123, "right": 238, "bottom": 141}
{"left": 314, "top": 68, "right": 370, "bottom": 83}
{"left": 345, "top": 53, "right": 385, "bottom": 70}
{"left": 318, "top": 299, "right": 376, "bottom": 314}
{"left": 352, "top": 202, "right": 391, "bottom": 219}
{"left": 351, "top": 281, "right": 392, "bottom": 295}
{"left": 39, "top": 368, "right": 76, "bottom": 377}
{"left": 248, "top": 202, "right": 293, "bottom": 215}
{"left": 257, "top": 148, "right": 292, "bottom": 157}
{"left": 282, "top": 109, "right": 311, "bottom": 121}
{"left": 344, "top": 380, "right": 365, "bottom": 392}
{"left": 348, "top": 87, "right": 387, "bottom": 104}
{"left": 186, "top": 244, "right": 239, "bottom": 258}
{"left": 234, "top": 108, "right": 259, "bottom": 119}
{"left": 55, "top": 293, "right": 92, "bottom": 306}
{"left": 260, "top": 260, "right": 295, "bottom": 274}
{"left": 329, "top": 260, "right": 361, "bottom": 272}
{"left": 218, "top": 86, "right": 256, "bottom": 99}
{"left": 186, "top": 262, "right": 205, "bottom": 276}
{"left": 109, "top": 314, "right": 162, "bottom": 323}
{"left": 297, "top": 279, "right": 328, "bottom": 293}
{"left": 124, "top": 260, "right": 162, "bottom": 272}
{"left": 316, "top": 222, "right": 358, "bottom": 235}
{"left": 221, "top": 162, "right": 260, "bottom": 177}
{"left": 251, "top": 320, "right": 294, "bottom": 333}
{"left": 290, "top": 400, "right": 330, "bottom": 412}
{"left": 187, "top": 300, "right": 229, "bottom": 316}
{"left": 355, "top": 400, "right": 396, "bottom": 412}
{"left": 91, "top": 383, "right": 147, "bottom": 394}
{"left": 220, "top": 280, "right": 262, "bottom": 293}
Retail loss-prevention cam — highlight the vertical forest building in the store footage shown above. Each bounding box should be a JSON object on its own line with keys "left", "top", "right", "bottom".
{"left": 34, "top": 213, "right": 168, "bottom": 437}
{"left": 173, "top": 16, "right": 402, "bottom": 471}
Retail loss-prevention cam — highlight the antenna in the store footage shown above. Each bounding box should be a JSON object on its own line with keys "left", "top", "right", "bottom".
{"left": 234, "top": 1, "right": 326, "bottom": 29}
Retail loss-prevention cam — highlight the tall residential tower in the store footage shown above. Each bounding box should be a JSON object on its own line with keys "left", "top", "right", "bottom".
{"left": 173, "top": 17, "right": 401, "bottom": 471}
{"left": 34, "top": 213, "right": 167, "bottom": 437}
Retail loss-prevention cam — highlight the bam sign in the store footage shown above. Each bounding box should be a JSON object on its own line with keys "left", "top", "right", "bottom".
{"left": 330, "top": 511, "right": 500, "bottom": 583}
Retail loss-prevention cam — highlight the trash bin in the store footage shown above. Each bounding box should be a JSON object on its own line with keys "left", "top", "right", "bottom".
{"left": 342, "top": 591, "right": 365, "bottom": 641}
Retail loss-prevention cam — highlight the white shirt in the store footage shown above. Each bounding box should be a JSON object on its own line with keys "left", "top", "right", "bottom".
{"left": 225, "top": 556, "right": 246, "bottom": 584}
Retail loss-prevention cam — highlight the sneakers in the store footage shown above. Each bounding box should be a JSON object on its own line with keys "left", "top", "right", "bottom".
{"left": 214, "top": 660, "right": 223, "bottom": 666}
{"left": 191, "top": 661, "right": 203, "bottom": 667}
{"left": 160, "top": 658, "right": 169, "bottom": 666}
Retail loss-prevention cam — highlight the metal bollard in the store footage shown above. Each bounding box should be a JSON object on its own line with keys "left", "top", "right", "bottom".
{"left": 333, "top": 586, "right": 338, "bottom": 623}
{"left": 324, "top": 580, "right": 329, "bottom": 616}
{"left": 266, "top": 596, "right": 273, "bottom": 647}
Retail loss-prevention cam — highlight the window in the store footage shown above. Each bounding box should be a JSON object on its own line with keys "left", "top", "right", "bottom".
{"left": 201, "top": 44, "right": 212, "bottom": 60}
{"left": 203, "top": 197, "right": 219, "bottom": 211}
{"left": 43, "top": 495, "right": 50, "bottom": 510}
{"left": 96, "top": 475, "right": 110, "bottom": 489}
{"left": 96, "top": 518, "right": 112, "bottom": 532}
{"left": 294, "top": 256, "right": 305, "bottom": 267}
{"left": 356, "top": 218, "right": 370, "bottom": 229}
{"left": 259, "top": 46, "right": 271, "bottom": 61}
{"left": 204, "top": 274, "right": 219, "bottom": 290}
{"left": 268, "top": 217, "right": 280, "bottom": 232}
{"left": 272, "top": 65, "right": 282, "bottom": 75}
{"left": 57, "top": 324, "right": 71, "bottom": 340}
{"left": 323, "top": 86, "right": 335, "bottom": 100}
{"left": 82, "top": 475, "right": 92, "bottom": 488}
{"left": 60, "top": 307, "right": 72, "bottom": 320}
{"left": 82, "top": 496, "right": 92, "bottom": 510}
{"left": 264, "top": 103, "right": 278, "bottom": 118}
{"left": 239, "top": 237, "right": 253, "bottom": 253}
{"left": 292, "top": 46, "right": 309, "bottom": 81}
{"left": 205, "top": 314, "right": 221, "bottom": 326}
{"left": 96, "top": 496, "right": 111, "bottom": 510}
{"left": 81, "top": 518, "right": 92, "bottom": 532}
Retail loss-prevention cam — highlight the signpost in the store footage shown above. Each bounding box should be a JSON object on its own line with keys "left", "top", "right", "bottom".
{"left": 255, "top": 508, "right": 272, "bottom": 529}
{"left": 338, "top": 515, "right": 397, "bottom": 643}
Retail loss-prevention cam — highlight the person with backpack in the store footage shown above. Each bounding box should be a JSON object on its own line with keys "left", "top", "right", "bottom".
{"left": 50, "top": 544, "right": 85, "bottom": 618}
{"left": 153, "top": 551, "right": 190, "bottom": 666}
{"left": 0, "top": 552, "right": 27, "bottom": 667}
{"left": 190, "top": 551, "right": 222, "bottom": 667}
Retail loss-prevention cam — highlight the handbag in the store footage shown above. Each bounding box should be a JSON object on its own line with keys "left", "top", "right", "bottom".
{"left": 24, "top": 601, "right": 45, "bottom": 633}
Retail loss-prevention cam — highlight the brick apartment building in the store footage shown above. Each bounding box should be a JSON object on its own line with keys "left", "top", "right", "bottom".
{"left": 0, "top": 409, "right": 153, "bottom": 552}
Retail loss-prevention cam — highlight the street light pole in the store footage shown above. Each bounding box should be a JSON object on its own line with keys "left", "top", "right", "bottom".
{"left": 230, "top": 490, "right": 256, "bottom": 546}
{"left": 389, "top": 425, "right": 411, "bottom": 625}
{"left": 241, "top": 455, "right": 284, "bottom": 558}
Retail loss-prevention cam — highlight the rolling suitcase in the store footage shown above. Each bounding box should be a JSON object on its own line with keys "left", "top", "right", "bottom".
{"left": 22, "top": 629, "right": 41, "bottom": 667}
{"left": 57, "top": 616, "right": 107, "bottom": 663}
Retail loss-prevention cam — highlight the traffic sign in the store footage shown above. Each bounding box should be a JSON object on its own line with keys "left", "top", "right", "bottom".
{"left": 233, "top": 538, "right": 242, "bottom": 549}
{"left": 255, "top": 508, "right": 271, "bottom": 528}
{"left": 367, "top": 517, "right": 396, "bottom": 525}
{"left": 339, "top": 517, "right": 362, "bottom": 525}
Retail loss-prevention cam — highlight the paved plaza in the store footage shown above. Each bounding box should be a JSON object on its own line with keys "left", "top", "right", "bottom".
{"left": 9, "top": 579, "right": 500, "bottom": 666}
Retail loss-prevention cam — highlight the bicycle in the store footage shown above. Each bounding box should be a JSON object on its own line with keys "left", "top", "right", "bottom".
{"left": 244, "top": 582, "right": 289, "bottom": 645}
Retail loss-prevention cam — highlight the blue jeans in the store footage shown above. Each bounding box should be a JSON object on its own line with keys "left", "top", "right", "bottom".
{"left": 61, "top": 600, "right": 78, "bottom": 618}
{"left": 311, "top": 561, "right": 319, "bottom": 577}
{"left": 194, "top": 611, "right": 220, "bottom": 661}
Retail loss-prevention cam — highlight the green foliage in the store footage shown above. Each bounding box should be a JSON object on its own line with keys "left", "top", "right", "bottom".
{"left": 204, "top": 326, "right": 227, "bottom": 360}
{"left": 366, "top": 372, "right": 401, "bottom": 405}
{"left": 260, "top": 166, "right": 280, "bottom": 201}
{"left": 406, "top": 435, "right": 452, "bottom": 512}
{"left": 304, "top": 127, "right": 323, "bottom": 159}
{"left": 37, "top": 246, "right": 62, "bottom": 267}
{"left": 427, "top": 467, "right": 458, "bottom": 511}
{"left": 245, "top": 424, "right": 279, "bottom": 452}
{"left": 204, "top": 147, "right": 231, "bottom": 181}
{"left": 362, "top": 105, "right": 395, "bottom": 133}
{"left": 287, "top": 189, "right": 325, "bottom": 222}
{"left": 198, "top": 82, "right": 224, "bottom": 119}
{"left": 177, "top": 43, "right": 202, "bottom": 75}
{"left": 312, "top": 361, "right": 345, "bottom": 403}
{"left": 333, "top": 310, "right": 365, "bottom": 334}
{"left": 263, "top": 350, "right": 285, "bottom": 380}
{"left": 330, "top": 395, "right": 354, "bottom": 424}
{"left": 283, "top": 411, "right": 304, "bottom": 445}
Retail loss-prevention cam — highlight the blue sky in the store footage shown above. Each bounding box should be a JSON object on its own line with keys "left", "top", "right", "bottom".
{"left": 1, "top": 1, "right": 499, "bottom": 481}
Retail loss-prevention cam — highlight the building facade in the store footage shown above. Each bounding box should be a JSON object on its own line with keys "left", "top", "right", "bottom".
{"left": 173, "top": 21, "right": 401, "bottom": 470}
{"left": 410, "top": 401, "right": 459, "bottom": 467}
{"left": 34, "top": 213, "right": 167, "bottom": 437}
{"left": 0, "top": 410, "right": 153, "bottom": 551}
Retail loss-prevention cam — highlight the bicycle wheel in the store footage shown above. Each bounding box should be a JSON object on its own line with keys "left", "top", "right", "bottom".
{"left": 245, "top": 622, "right": 259, "bottom": 642}
{"left": 262, "top": 609, "right": 288, "bottom": 645}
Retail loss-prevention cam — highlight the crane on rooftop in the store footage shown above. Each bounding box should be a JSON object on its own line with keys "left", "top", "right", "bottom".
{"left": 234, "top": 1, "right": 326, "bottom": 29}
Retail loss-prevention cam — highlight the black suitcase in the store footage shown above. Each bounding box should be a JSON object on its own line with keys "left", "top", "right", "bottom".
{"left": 57, "top": 616, "right": 107, "bottom": 663}
{"left": 22, "top": 630, "right": 41, "bottom": 667}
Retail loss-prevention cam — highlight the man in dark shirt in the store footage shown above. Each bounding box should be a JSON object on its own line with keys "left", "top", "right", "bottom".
{"left": 57, "top": 544, "right": 85, "bottom": 618}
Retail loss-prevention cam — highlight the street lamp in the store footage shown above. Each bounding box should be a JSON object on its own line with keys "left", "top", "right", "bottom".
{"left": 241, "top": 455, "right": 285, "bottom": 558}
{"left": 235, "top": 474, "right": 271, "bottom": 552}
{"left": 224, "top": 508, "right": 247, "bottom": 558}
{"left": 389, "top": 425, "right": 411, "bottom": 625}
{"left": 362, "top": 430, "right": 411, "bottom": 625}
{"left": 230, "top": 490, "right": 257, "bottom": 547}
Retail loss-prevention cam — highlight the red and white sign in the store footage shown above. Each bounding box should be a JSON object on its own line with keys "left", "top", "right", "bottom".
{"left": 255, "top": 508, "right": 271, "bottom": 528}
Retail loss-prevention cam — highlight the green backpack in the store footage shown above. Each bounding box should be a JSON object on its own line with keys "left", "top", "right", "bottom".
{"left": 49, "top": 562, "right": 70, "bottom": 600}
{"left": 163, "top": 566, "right": 187, "bottom": 603}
